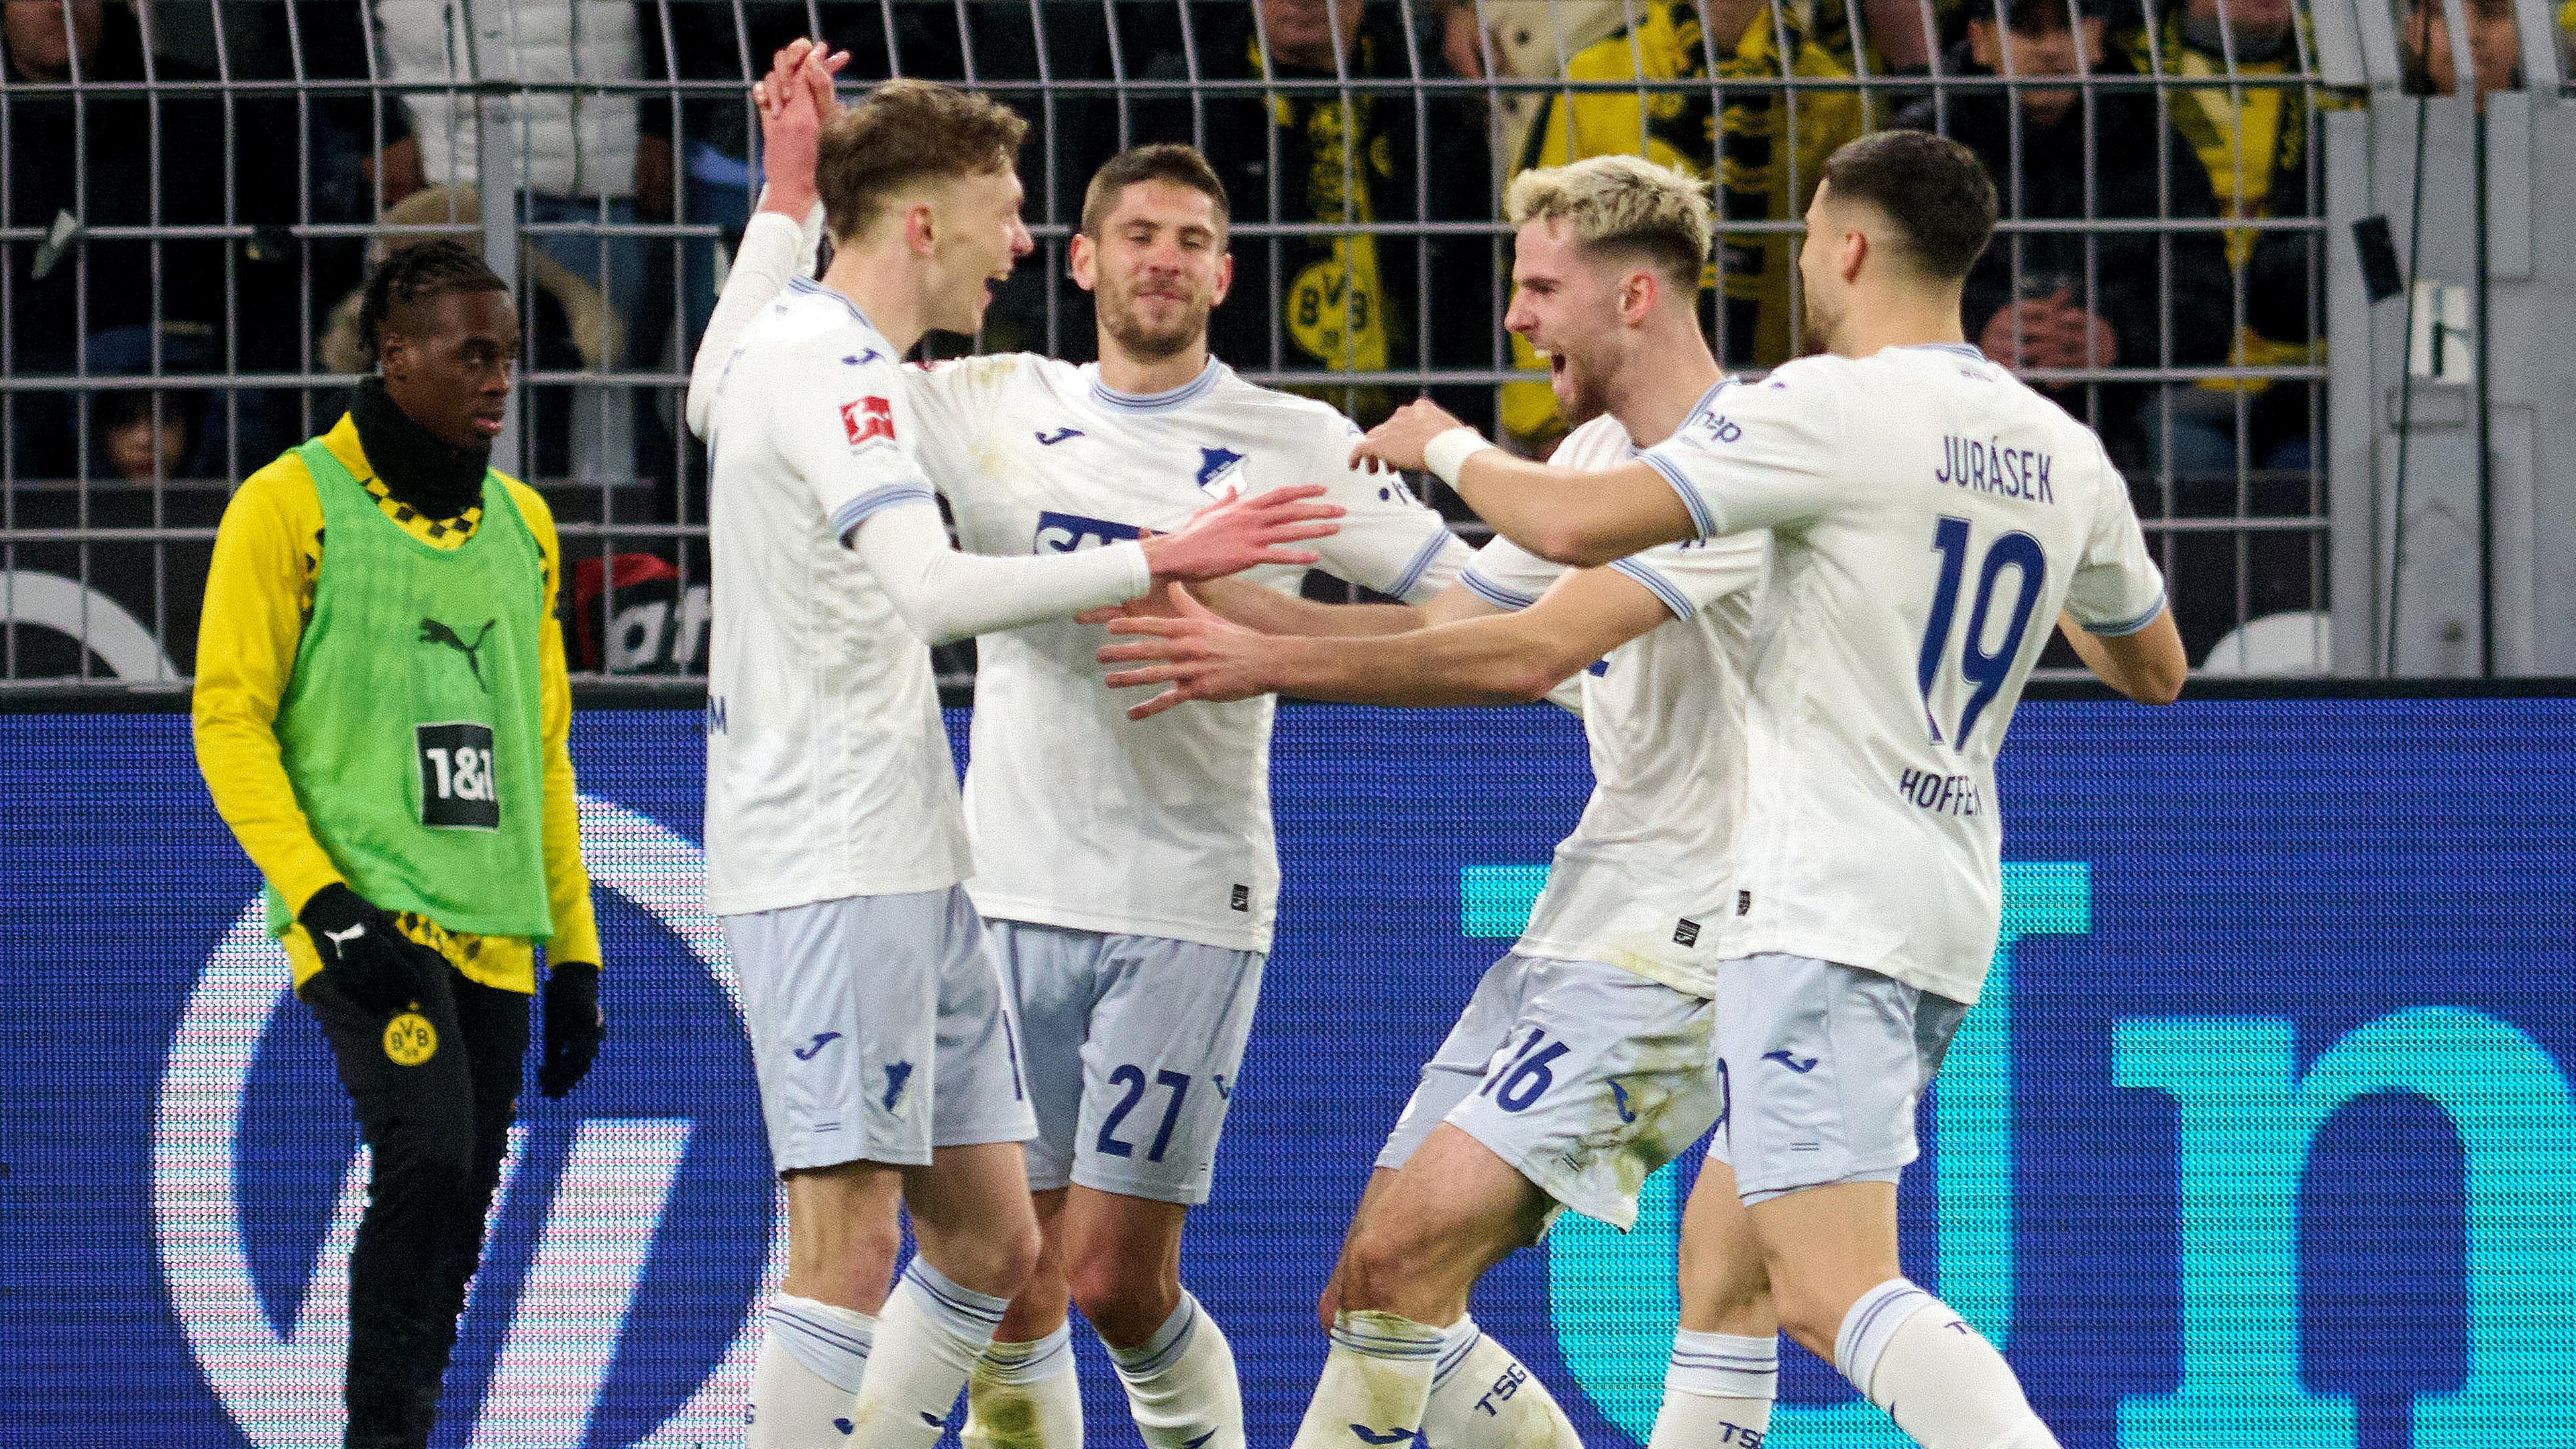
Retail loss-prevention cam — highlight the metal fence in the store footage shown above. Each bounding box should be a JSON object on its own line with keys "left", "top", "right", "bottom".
{"left": 0, "top": 0, "right": 2552, "bottom": 694}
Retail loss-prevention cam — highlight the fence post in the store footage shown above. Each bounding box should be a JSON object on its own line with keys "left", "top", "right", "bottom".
{"left": 478, "top": 85, "right": 522, "bottom": 482}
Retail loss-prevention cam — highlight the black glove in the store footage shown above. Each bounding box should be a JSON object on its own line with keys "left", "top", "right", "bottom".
{"left": 299, "top": 883, "right": 432, "bottom": 1014}
{"left": 538, "top": 961, "right": 604, "bottom": 1098}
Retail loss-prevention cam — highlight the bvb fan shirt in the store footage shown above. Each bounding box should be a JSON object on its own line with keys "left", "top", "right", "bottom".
{"left": 1640, "top": 345, "right": 2165, "bottom": 1003}
{"left": 1461, "top": 410, "right": 1768, "bottom": 998}
{"left": 908, "top": 354, "right": 1471, "bottom": 953}
{"left": 700, "top": 278, "right": 973, "bottom": 916}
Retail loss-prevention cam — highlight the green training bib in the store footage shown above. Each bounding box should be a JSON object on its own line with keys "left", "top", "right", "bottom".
{"left": 261, "top": 435, "right": 553, "bottom": 941}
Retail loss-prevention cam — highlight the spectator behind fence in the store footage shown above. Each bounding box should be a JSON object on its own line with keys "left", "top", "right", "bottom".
{"left": 3, "top": 0, "right": 224, "bottom": 481}
{"left": 1501, "top": 0, "right": 1863, "bottom": 449}
{"left": 1809, "top": 0, "right": 1974, "bottom": 78}
{"left": 2402, "top": 0, "right": 2525, "bottom": 98}
{"left": 170, "top": 0, "right": 385, "bottom": 470}
{"left": 370, "top": 0, "right": 666, "bottom": 486}
{"left": 1129, "top": 1, "right": 1493, "bottom": 430}
{"left": 2123, "top": 0, "right": 2326, "bottom": 474}
{"left": 88, "top": 321, "right": 222, "bottom": 482}
{"left": 2, "top": 317, "right": 229, "bottom": 682}
{"left": 1899, "top": 0, "right": 2231, "bottom": 469}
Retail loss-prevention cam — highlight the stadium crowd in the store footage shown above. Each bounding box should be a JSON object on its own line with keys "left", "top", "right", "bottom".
{"left": 0, "top": 0, "right": 2551, "bottom": 675}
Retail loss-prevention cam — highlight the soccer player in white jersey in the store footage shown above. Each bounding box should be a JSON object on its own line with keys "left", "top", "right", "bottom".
{"left": 905, "top": 146, "right": 1491, "bottom": 1449}
{"left": 1344, "top": 130, "right": 2189, "bottom": 1449}
{"left": 698, "top": 73, "right": 1343, "bottom": 1449}
{"left": 1099, "top": 154, "right": 1794, "bottom": 1449}
{"left": 690, "top": 50, "right": 1498, "bottom": 1449}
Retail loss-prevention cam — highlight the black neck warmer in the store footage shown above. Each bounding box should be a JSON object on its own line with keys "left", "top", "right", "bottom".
{"left": 352, "top": 378, "right": 490, "bottom": 519}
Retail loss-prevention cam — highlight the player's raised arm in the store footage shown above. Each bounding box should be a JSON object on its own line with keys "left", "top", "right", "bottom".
{"left": 1097, "top": 562, "right": 1678, "bottom": 718}
{"left": 684, "top": 40, "right": 842, "bottom": 439}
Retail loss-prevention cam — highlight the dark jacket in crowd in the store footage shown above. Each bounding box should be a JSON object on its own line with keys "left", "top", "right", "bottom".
{"left": 1898, "top": 44, "right": 2233, "bottom": 452}
{"left": 3, "top": 5, "right": 223, "bottom": 478}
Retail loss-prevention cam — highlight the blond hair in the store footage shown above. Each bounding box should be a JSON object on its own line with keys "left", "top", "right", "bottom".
{"left": 819, "top": 78, "right": 1030, "bottom": 244}
{"left": 1504, "top": 155, "right": 1712, "bottom": 288}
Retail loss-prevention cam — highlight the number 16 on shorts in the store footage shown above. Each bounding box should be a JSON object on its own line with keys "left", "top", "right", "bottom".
{"left": 1480, "top": 1028, "right": 1570, "bottom": 1112}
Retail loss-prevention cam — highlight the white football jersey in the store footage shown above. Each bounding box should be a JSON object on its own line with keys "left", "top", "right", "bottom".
{"left": 1465, "top": 413, "right": 1768, "bottom": 998}
{"left": 700, "top": 278, "right": 973, "bottom": 916}
{"left": 1640, "top": 344, "right": 2165, "bottom": 1003}
{"left": 908, "top": 355, "right": 1470, "bottom": 953}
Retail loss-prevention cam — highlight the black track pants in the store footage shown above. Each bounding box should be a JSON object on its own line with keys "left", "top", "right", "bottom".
{"left": 301, "top": 961, "right": 529, "bottom": 1449}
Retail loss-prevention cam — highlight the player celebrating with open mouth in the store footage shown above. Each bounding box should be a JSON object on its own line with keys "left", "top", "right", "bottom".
{"left": 693, "top": 62, "right": 1342, "bottom": 1449}
{"left": 1119, "top": 130, "right": 2188, "bottom": 1449}
{"left": 1099, "top": 152, "right": 1782, "bottom": 1449}
{"left": 693, "top": 40, "right": 1529, "bottom": 1449}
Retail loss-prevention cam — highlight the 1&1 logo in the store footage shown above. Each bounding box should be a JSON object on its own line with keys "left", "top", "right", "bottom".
{"left": 153, "top": 798, "right": 785, "bottom": 1447}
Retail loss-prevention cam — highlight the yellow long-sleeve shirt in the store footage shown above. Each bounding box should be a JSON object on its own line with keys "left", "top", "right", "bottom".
{"left": 192, "top": 413, "right": 600, "bottom": 993}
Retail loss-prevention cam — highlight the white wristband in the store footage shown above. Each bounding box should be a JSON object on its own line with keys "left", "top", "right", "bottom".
{"left": 1422, "top": 427, "right": 1497, "bottom": 488}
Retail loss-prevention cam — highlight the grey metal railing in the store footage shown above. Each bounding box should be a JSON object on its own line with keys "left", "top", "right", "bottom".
{"left": 2, "top": 0, "right": 2559, "bottom": 695}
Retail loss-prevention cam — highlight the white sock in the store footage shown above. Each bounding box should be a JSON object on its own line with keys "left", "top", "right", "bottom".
{"left": 1421, "top": 1316, "right": 1582, "bottom": 1448}
{"left": 1833, "top": 1279, "right": 2060, "bottom": 1449}
{"left": 1106, "top": 1291, "right": 1244, "bottom": 1449}
{"left": 845, "top": 1258, "right": 1012, "bottom": 1449}
{"left": 1290, "top": 1309, "right": 1446, "bottom": 1449}
{"left": 1649, "top": 1329, "right": 1776, "bottom": 1449}
{"left": 964, "top": 1324, "right": 1084, "bottom": 1449}
{"left": 749, "top": 1291, "right": 874, "bottom": 1448}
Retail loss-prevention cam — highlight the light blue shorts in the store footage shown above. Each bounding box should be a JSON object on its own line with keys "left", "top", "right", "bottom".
{"left": 1707, "top": 953, "right": 1969, "bottom": 1203}
{"left": 988, "top": 920, "right": 1265, "bottom": 1205}
{"left": 722, "top": 886, "right": 1036, "bottom": 1173}
{"left": 1378, "top": 953, "right": 1719, "bottom": 1231}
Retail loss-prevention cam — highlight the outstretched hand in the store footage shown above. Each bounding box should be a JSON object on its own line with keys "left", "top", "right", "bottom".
{"left": 753, "top": 38, "right": 849, "bottom": 217}
{"left": 1095, "top": 585, "right": 1282, "bottom": 720}
{"left": 1351, "top": 397, "right": 1469, "bottom": 474}
{"left": 1138, "top": 484, "right": 1343, "bottom": 585}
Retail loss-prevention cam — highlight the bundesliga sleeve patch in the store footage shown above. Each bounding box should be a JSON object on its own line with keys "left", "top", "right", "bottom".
{"left": 841, "top": 396, "right": 896, "bottom": 450}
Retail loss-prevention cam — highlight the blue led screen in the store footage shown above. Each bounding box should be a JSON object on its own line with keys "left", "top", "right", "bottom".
{"left": 1, "top": 698, "right": 2570, "bottom": 1448}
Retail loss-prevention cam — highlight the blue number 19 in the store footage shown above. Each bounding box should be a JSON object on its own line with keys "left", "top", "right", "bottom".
{"left": 1917, "top": 516, "right": 2047, "bottom": 747}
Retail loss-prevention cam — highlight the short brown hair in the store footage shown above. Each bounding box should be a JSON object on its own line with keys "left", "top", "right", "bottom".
{"left": 1080, "top": 144, "right": 1230, "bottom": 238}
{"left": 1504, "top": 154, "right": 1711, "bottom": 290}
{"left": 818, "top": 78, "right": 1030, "bottom": 242}
{"left": 1821, "top": 130, "right": 1998, "bottom": 282}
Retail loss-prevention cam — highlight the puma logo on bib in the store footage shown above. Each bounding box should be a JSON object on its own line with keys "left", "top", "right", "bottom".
{"left": 419, "top": 616, "right": 496, "bottom": 690}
